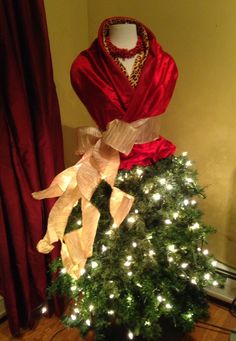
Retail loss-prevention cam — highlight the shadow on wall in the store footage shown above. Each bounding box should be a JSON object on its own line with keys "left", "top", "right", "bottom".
{"left": 225, "top": 168, "right": 236, "bottom": 268}
{"left": 62, "top": 125, "right": 79, "bottom": 167}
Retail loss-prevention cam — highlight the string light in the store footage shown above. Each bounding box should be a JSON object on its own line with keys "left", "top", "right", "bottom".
{"left": 134, "top": 209, "right": 139, "bottom": 214}
{"left": 168, "top": 257, "right": 174, "bottom": 262}
{"left": 159, "top": 178, "right": 166, "bottom": 185}
{"left": 191, "top": 278, "right": 197, "bottom": 285}
{"left": 80, "top": 268, "right": 86, "bottom": 276}
{"left": 132, "top": 242, "right": 137, "bottom": 248}
{"left": 165, "top": 219, "right": 172, "bottom": 225}
{"left": 70, "top": 285, "right": 77, "bottom": 291}
{"left": 71, "top": 314, "right": 76, "bottom": 321}
{"left": 41, "top": 306, "right": 47, "bottom": 314}
{"left": 145, "top": 320, "right": 151, "bottom": 326}
{"left": 181, "top": 263, "right": 188, "bottom": 269}
{"left": 136, "top": 283, "right": 142, "bottom": 287}
{"left": 203, "top": 249, "right": 209, "bottom": 255}
{"left": 213, "top": 280, "right": 218, "bottom": 286}
{"left": 189, "top": 222, "right": 200, "bottom": 230}
{"left": 105, "top": 230, "right": 112, "bottom": 235}
{"left": 147, "top": 234, "right": 153, "bottom": 240}
{"left": 127, "top": 216, "right": 136, "bottom": 224}
{"left": 183, "top": 199, "right": 189, "bottom": 206}
{"left": 167, "top": 244, "right": 177, "bottom": 252}
{"left": 76, "top": 219, "right": 82, "bottom": 226}
{"left": 109, "top": 294, "right": 114, "bottom": 299}
{"left": 173, "top": 212, "right": 179, "bottom": 219}
{"left": 117, "top": 175, "right": 124, "bottom": 181}
{"left": 85, "top": 319, "right": 91, "bottom": 326}
{"left": 60, "top": 268, "right": 67, "bottom": 274}
{"left": 108, "top": 310, "right": 114, "bottom": 315}
{"left": 149, "top": 250, "right": 156, "bottom": 256}
{"left": 197, "top": 247, "right": 201, "bottom": 252}
{"left": 186, "top": 160, "right": 192, "bottom": 167}
{"left": 211, "top": 260, "right": 217, "bottom": 267}
{"left": 74, "top": 308, "right": 80, "bottom": 313}
{"left": 152, "top": 193, "right": 161, "bottom": 201}
{"left": 128, "top": 331, "right": 134, "bottom": 339}
{"left": 165, "top": 303, "right": 172, "bottom": 309}
{"left": 166, "top": 184, "right": 173, "bottom": 190}
{"left": 204, "top": 273, "right": 211, "bottom": 280}
{"left": 101, "top": 245, "right": 107, "bottom": 253}
{"left": 124, "top": 261, "right": 131, "bottom": 267}
{"left": 127, "top": 256, "right": 132, "bottom": 261}
{"left": 182, "top": 152, "right": 188, "bottom": 156}
{"left": 185, "top": 177, "right": 193, "bottom": 183}
{"left": 136, "top": 168, "right": 143, "bottom": 176}
{"left": 112, "top": 223, "right": 118, "bottom": 229}
{"left": 89, "top": 305, "right": 94, "bottom": 312}
{"left": 157, "top": 295, "right": 163, "bottom": 302}
{"left": 191, "top": 199, "right": 197, "bottom": 205}
{"left": 91, "top": 261, "right": 98, "bottom": 269}
{"left": 127, "top": 271, "right": 133, "bottom": 276}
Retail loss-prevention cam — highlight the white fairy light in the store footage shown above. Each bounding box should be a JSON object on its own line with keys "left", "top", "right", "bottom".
{"left": 127, "top": 296, "right": 132, "bottom": 302}
{"left": 127, "top": 255, "right": 132, "bottom": 261}
{"left": 80, "top": 268, "right": 86, "bottom": 276}
{"left": 203, "top": 249, "right": 209, "bottom": 255}
{"left": 165, "top": 219, "right": 172, "bottom": 225}
{"left": 112, "top": 223, "right": 118, "bottom": 229}
{"left": 149, "top": 250, "right": 156, "bottom": 256}
{"left": 182, "top": 152, "right": 188, "bottom": 156}
{"left": 159, "top": 178, "right": 166, "bottom": 185}
{"left": 213, "top": 280, "right": 219, "bottom": 286}
{"left": 70, "top": 285, "right": 77, "bottom": 291}
{"left": 168, "top": 257, "right": 174, "bottom": 262}
{"left": 145, "top": 320, "right": 151, "bottom": 326}
{"left": 191, "top": 278, "right": 197, "bottom": 285}
{"left": 41, "top": 306, "right": 47, "bottom": 314}
{"left": 85, "top": 319, "right": 91, "bottom": 326}
{"left": 60, "top": 268, "right": 67, "bottom": 274}
{"left": 143, "top": 188, "right": 149, "bottom": 194}
{"left": 185, "top": 177, "right": 193, "bottom": 183}
{"left": 173, "top": 212, "right": 179, "bottom": 219}
{"left": 128, "top": 331, "right": 134, "bottom": 340}
{"left": 136, "top": 283, "right": 142, "bottom": 287}
{"left": 89, "top": 305, "right": 94, "bottom": 312}
{"left": 147, "top": 234, "right": 153, "bottom": 240}
{"left": 180, "top": 274, "right": 186, "bottom": 278}
{"left": 136, "top": 168, "right": 143, "bottom": 176}
{"left": 76, "top": 219, "right": 82, "bottom": 226}
{"left": 167, "top": 244, "right": 177, "bottom": 252}
{"left": 109, "top": 294, "right": 114, "bottom": 299}
{"left": 91, "top": 261, "right": 98, "bottom": 269}
{"left": 157, "top": 295, "right": 163, "bottom": 302}
{"left": 105, "top": 230, "right": 112, "bottom": 235}
{"left": 101, "top": 245, "right": 107, "bottom": 253}
{"left": 71, "top": 314, "right": 76, "bottom": 321}
{"left": 152, "top": 193, "right": 161, "bottom": 201}
{"left": 197, "top": 247, "right": 201, "bottom": 252}
{"left": 127, "top": 216, "right": 136, "bottom": 224}
{"left": 108, "top": 310, "right": 114, "bottom": 315}
{"left": 134, "top": 209, "right": 139, "bottom": 214}
{"left": 117, "top": 175, "right": 124, "bottom": 181}
{"left": 132, "top": 242, "right": 137, "bottom": 248}
{"left": 127, "top": 271, "right": 133, "bottom": 276}
{"left": 166, "top": 184, "right": 173, "bottom": 190}
{"left": 191, "top": 199, "right": 197, "bottom": 205}
{"left": 186, "top": 312, "right": 193, "bottom": 319}
{"left": 189, "top": 222, "right": 200, "bottom": 230}
{"left": 211, "top": 260, "right": 217, "bottom": 267}
{"left": 124, "top": 261, "right": 131, "bottom": 267}
{"left": 165, "top": 303, "right": 172, "bottom": 309}
{"left": 186, "top": 160, "right": 192, "bottom": 167}
{"left": 183, "top": 199, "right": 189, "bottom": 206}
{"left": 181, "top": 263, "right": 188, "bottom": 269}
{"left": 74, "top": 308, "right": 80, "bottom": 314}
{"left": 204, "top": 273, "right": 211, "bottom": 280}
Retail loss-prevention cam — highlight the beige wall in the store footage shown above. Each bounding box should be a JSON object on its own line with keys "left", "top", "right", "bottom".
{"left": 45, "top": 1, "right": 236, "bottom": 267}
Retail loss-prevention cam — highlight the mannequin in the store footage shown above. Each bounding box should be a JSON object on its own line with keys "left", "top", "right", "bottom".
{"left": 109, "top": 23, "right": 138, "bottom": 76}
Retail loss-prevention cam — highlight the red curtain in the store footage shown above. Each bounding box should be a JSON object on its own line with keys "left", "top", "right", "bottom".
{"left": 0, "top": 0, "right": 64, "bottom": 336}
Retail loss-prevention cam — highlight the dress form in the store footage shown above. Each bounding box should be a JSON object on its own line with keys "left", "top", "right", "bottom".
{"left": 109, "top": 23, "right": 138, "bottom": 76}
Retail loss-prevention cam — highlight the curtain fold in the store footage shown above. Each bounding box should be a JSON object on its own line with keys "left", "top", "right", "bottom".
{"left": 0, "top": 0, "right": 64, "bottom": 335}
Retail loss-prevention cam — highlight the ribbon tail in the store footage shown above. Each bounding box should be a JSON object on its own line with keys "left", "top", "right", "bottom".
{"left": 37, "top": 184, "right": 81, "bottom": 253}
{"left": 110, "top": 186, "right": 134, "bottom": 226}
{"left": 61, "top": 240, "right": 86, "bottom": 279}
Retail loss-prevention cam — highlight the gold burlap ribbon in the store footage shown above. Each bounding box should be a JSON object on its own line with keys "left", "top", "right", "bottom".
{"left": 32, "top": 116, "right": 161, "bottom": 279}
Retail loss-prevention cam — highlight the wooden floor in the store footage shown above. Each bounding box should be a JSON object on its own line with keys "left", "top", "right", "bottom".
{"left": 0, "top": 300, "right": 236, "bottom": 341}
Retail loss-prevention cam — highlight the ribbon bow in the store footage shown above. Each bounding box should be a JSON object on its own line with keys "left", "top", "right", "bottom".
{"left": 32, "top": 116, "right": 161, "bottom": 279}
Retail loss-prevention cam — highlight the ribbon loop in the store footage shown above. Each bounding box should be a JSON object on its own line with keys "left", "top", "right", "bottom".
{"left": 33, "top": 116, "right": 161, "bottom": 279}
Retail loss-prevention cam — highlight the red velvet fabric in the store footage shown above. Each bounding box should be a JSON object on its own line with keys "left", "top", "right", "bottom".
{"left": 0, "top": 0, "right": 64, "bottom": 336}
{"left": 70, "top": 16, "right": 178, "bottom": 169}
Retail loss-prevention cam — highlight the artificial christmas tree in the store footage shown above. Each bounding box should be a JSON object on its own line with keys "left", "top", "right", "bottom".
{"left": 33, "top": 16, "right": 222, "bottom": 340}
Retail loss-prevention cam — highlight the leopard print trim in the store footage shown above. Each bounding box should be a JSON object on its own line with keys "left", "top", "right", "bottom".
{"left": 103, "top": 18, "right": 149, "bottom": 88}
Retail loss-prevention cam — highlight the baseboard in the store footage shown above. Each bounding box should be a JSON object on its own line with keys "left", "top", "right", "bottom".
{"left": 0, "top": 296, "right": 6, "bottom": 318}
